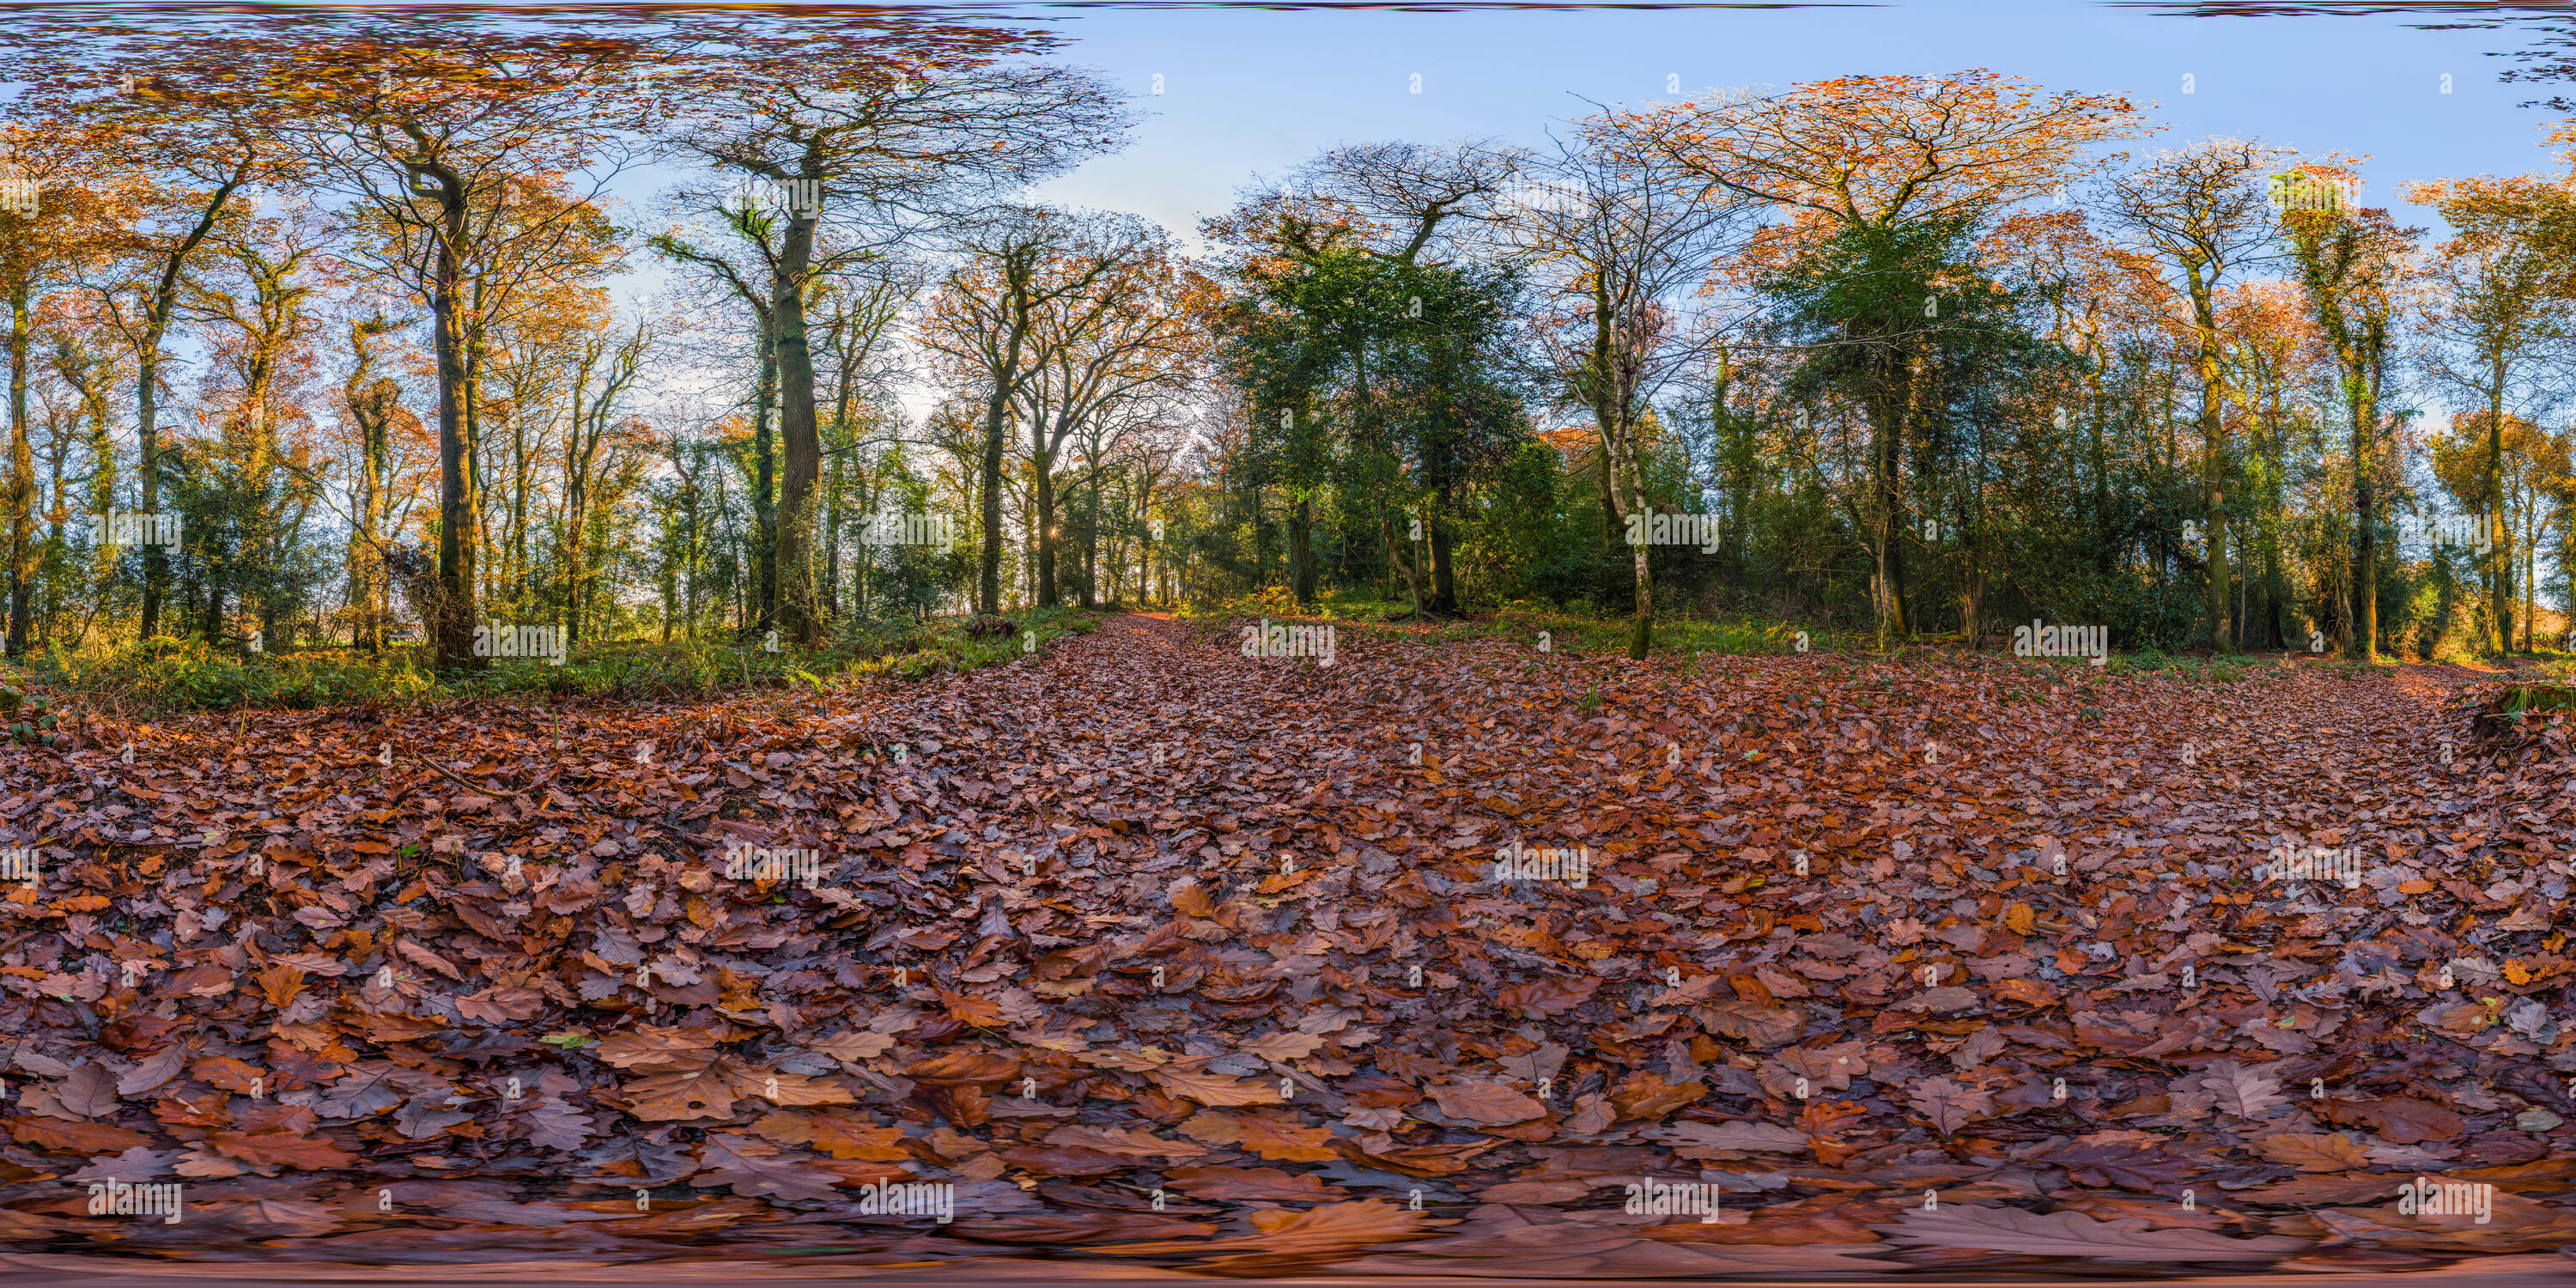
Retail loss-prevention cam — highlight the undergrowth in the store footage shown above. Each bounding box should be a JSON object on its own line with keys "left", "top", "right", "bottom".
{"left": 28, "top": 607, "right": 1103, "bottom": 714}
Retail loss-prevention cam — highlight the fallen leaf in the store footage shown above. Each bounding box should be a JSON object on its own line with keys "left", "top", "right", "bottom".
{"left": 1427, "top": 1079, "right": 1547, "bottom": 1127}
{"left": 691, "top": 1133, "right": 843, "bottom": 1201}
{"left": 1237, "top": 1115, "right": 1339, "bottom": 1161}
{"left": 2256, "top": 1133, "right": 2372, "bottom": 1172}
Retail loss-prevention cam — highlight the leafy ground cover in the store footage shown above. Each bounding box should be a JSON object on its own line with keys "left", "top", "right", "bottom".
{"left": 27, "top": 608, "right": 1102, "bottom": 717}
{"left": 0, "top": 616, "right": 2570, "bottom": 1278}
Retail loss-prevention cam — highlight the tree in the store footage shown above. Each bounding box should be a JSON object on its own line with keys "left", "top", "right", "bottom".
{"left": 341, "top": 306, "right": 422, "bottom": 651}
{"left": 2404, "top": 167, "right": 2576, "bottom": 653}
{"left": 1, "top": 5, "right": 1061, "bottom": 664}
{"left": 2102, "top": 137, "right": 2291, "bottom": 652}
{"left": 651, "top": 206, "right": 786, "bottom": 635}
{"left": 1622, "top": 72, "right": 2141, "bottom": 641}
{"left": 2280, "top": 162, "right": 2418, "bottom": 661}
{"left": 2216, "top": 279, "right": 2324, "bottom": 651}
{"left": 659, "top": 58, "right": 1126, "bottom": 643}
{"left": 1011, "top": 228, "right": 1202, "bottom": 608}
{"left": 74, "top": 113, "right": 284, "bottom": 644}
{"left": 559, "top": 316, "right": 653, "bottom": 644}
{"left": 921, "top": 208, "right": 1137, "bottom": 616}
{"left": 177, "top": 189, "right": 327, "bottom": 651}
{"left": 2429, "top": 412, "right": 2569, "bottom": 653}
{"left": 1204, "top": 139, "right": 1522, "bottom": 616}
{"left": 1511, "top": 123, "right": 1749, "bottom": 658}
{"left": 0, "top": 124, "right": 111, "bottom": 656}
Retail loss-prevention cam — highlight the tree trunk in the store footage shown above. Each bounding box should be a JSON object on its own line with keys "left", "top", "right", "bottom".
{"left": 1288, "top": 495, "right": 1314, "bottom": 610}
{"left": 2191, "top": 276, "right": 2230, "bottom": 652}
{"left": 1868, "top": 384, "right": 1911, "bottom": 642}
{"left": 137, "top": 338, "right": 167, "bottom": 641}
{"left": 418, "top": 162, "right": 481, "bottom": 672}
{"left": 2487, "top": 365, "right": 2508, "bottom": 655}
{"left": 774, "top": 208, "right": 822, "bottom": 647}
{"left": 4, "top": 286, "right": 28, "bottom": 659}
{"left": 976, "top": 328, "right": 1023, "bottom": 617}
{"left": 2348, "top": 382, "right": 2375, "bottom": 662}
{"left": 1428, "top": 486, "right": 1459, "bottom": 617}
{"left": 1034, "top": 410, "right": 1062, "bottom": 608}
{"left": 752, "top": 334, "right": 778, "bottom": 639}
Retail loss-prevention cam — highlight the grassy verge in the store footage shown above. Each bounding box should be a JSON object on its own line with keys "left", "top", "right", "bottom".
{"left": 1177, "top": 588, "right": 1820, "bottom": 659}
{"left": 1170, "top": 592, "right": 2336, "bottom": 697}
{"left": 29, "top": 606, "right": 1103, "bottom": 715}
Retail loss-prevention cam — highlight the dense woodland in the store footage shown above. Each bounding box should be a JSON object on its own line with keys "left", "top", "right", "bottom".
{"left": 3, "top": 10, "right": 2576, "bottom": 673}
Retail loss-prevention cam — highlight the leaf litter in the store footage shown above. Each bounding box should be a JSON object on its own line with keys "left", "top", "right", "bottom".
{"left": 0, "top": 617, "right": 2572, "bottom": 1277}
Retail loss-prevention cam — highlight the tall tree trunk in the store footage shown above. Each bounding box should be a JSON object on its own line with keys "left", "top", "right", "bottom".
{"left": 774, "top": 208, "right": 821, "bottom": 646}
{"left": 2191, "top": 276, "right": 2230, "bottom": 652}
{"left": 2522, "top": 496, "right": 2536, "bottom": 653}
{"left": 822, "top": 453, "right": 841, "bottom": 626}
{"left": 1288, "top": 495, "right": 1313, "bottom": 610}
{"left": 346, "top": 317, "right": 396, "bottom": 652}
{"left": 1034, "top": 410, "right": 1062, "bottom": 607}
{"left": 137, "top": 338, "right": 167, "bottom": 641}
{"left": 1868, "top": 370, "right": 1911, "bottom": 643}
{"left": 2348, "top": 381, "right": 2375, "bottom": 661}
{"left": 3, "top": 286, "right": 28, "bottom": 659}
{"left": 1627, "top": 516, "right": 1654, "bottom": 660}
{"left": 2487, "top": 361, "right": 2508, "bottom": 655}
{"left": 1080, "top": 471, "right": 1100, "bottom": 610}
{"left": 752, "top": 334, "right": 778, "bottom": 638}
{"left": 1428, "top": 483, "right": 1459, "bottom": 617}
{"left": 418, "top": 161, "right": 481, "bottom": 672}
{"left": 977, "top": 386, "right": 1014, "bottom": 617}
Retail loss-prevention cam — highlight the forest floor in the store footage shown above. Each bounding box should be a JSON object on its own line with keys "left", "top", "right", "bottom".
{"left": 0, "top": 614, "right": 2573, "bottom": 1279}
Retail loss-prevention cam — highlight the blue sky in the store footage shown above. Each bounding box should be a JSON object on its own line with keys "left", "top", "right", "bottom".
{"left": 1016, "top": 1, "right": 2570, "bottom": 244}
{"left": 656, "top": 0, "right": 2542, "bottom": 446}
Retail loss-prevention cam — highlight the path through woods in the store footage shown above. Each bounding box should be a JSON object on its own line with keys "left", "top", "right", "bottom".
{"left": 1, "top": 616, "right": 2573, "bottom": 1275}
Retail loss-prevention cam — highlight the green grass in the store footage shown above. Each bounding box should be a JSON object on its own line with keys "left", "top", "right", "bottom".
{"left": 1179, "top": 587, "right": 1816, "bottom": 660}
{"left": 2492, "top": 680, "right": 2576, "bottom": 720}
{"left": 43, "top": 637, "right": 440, "bottom": 714}
{"left": 2103, "top": 649, "right": 2263, "bottom": 683}
{"left": 39, "top": 606, "right": 1104, "bottom": 714}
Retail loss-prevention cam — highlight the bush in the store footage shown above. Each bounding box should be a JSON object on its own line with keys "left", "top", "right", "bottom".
{"left": 53, "top": 638, "right": 436, "bottom": 714}
{"left": 50, "top": 609, "right": 1106, "bottom": 713}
